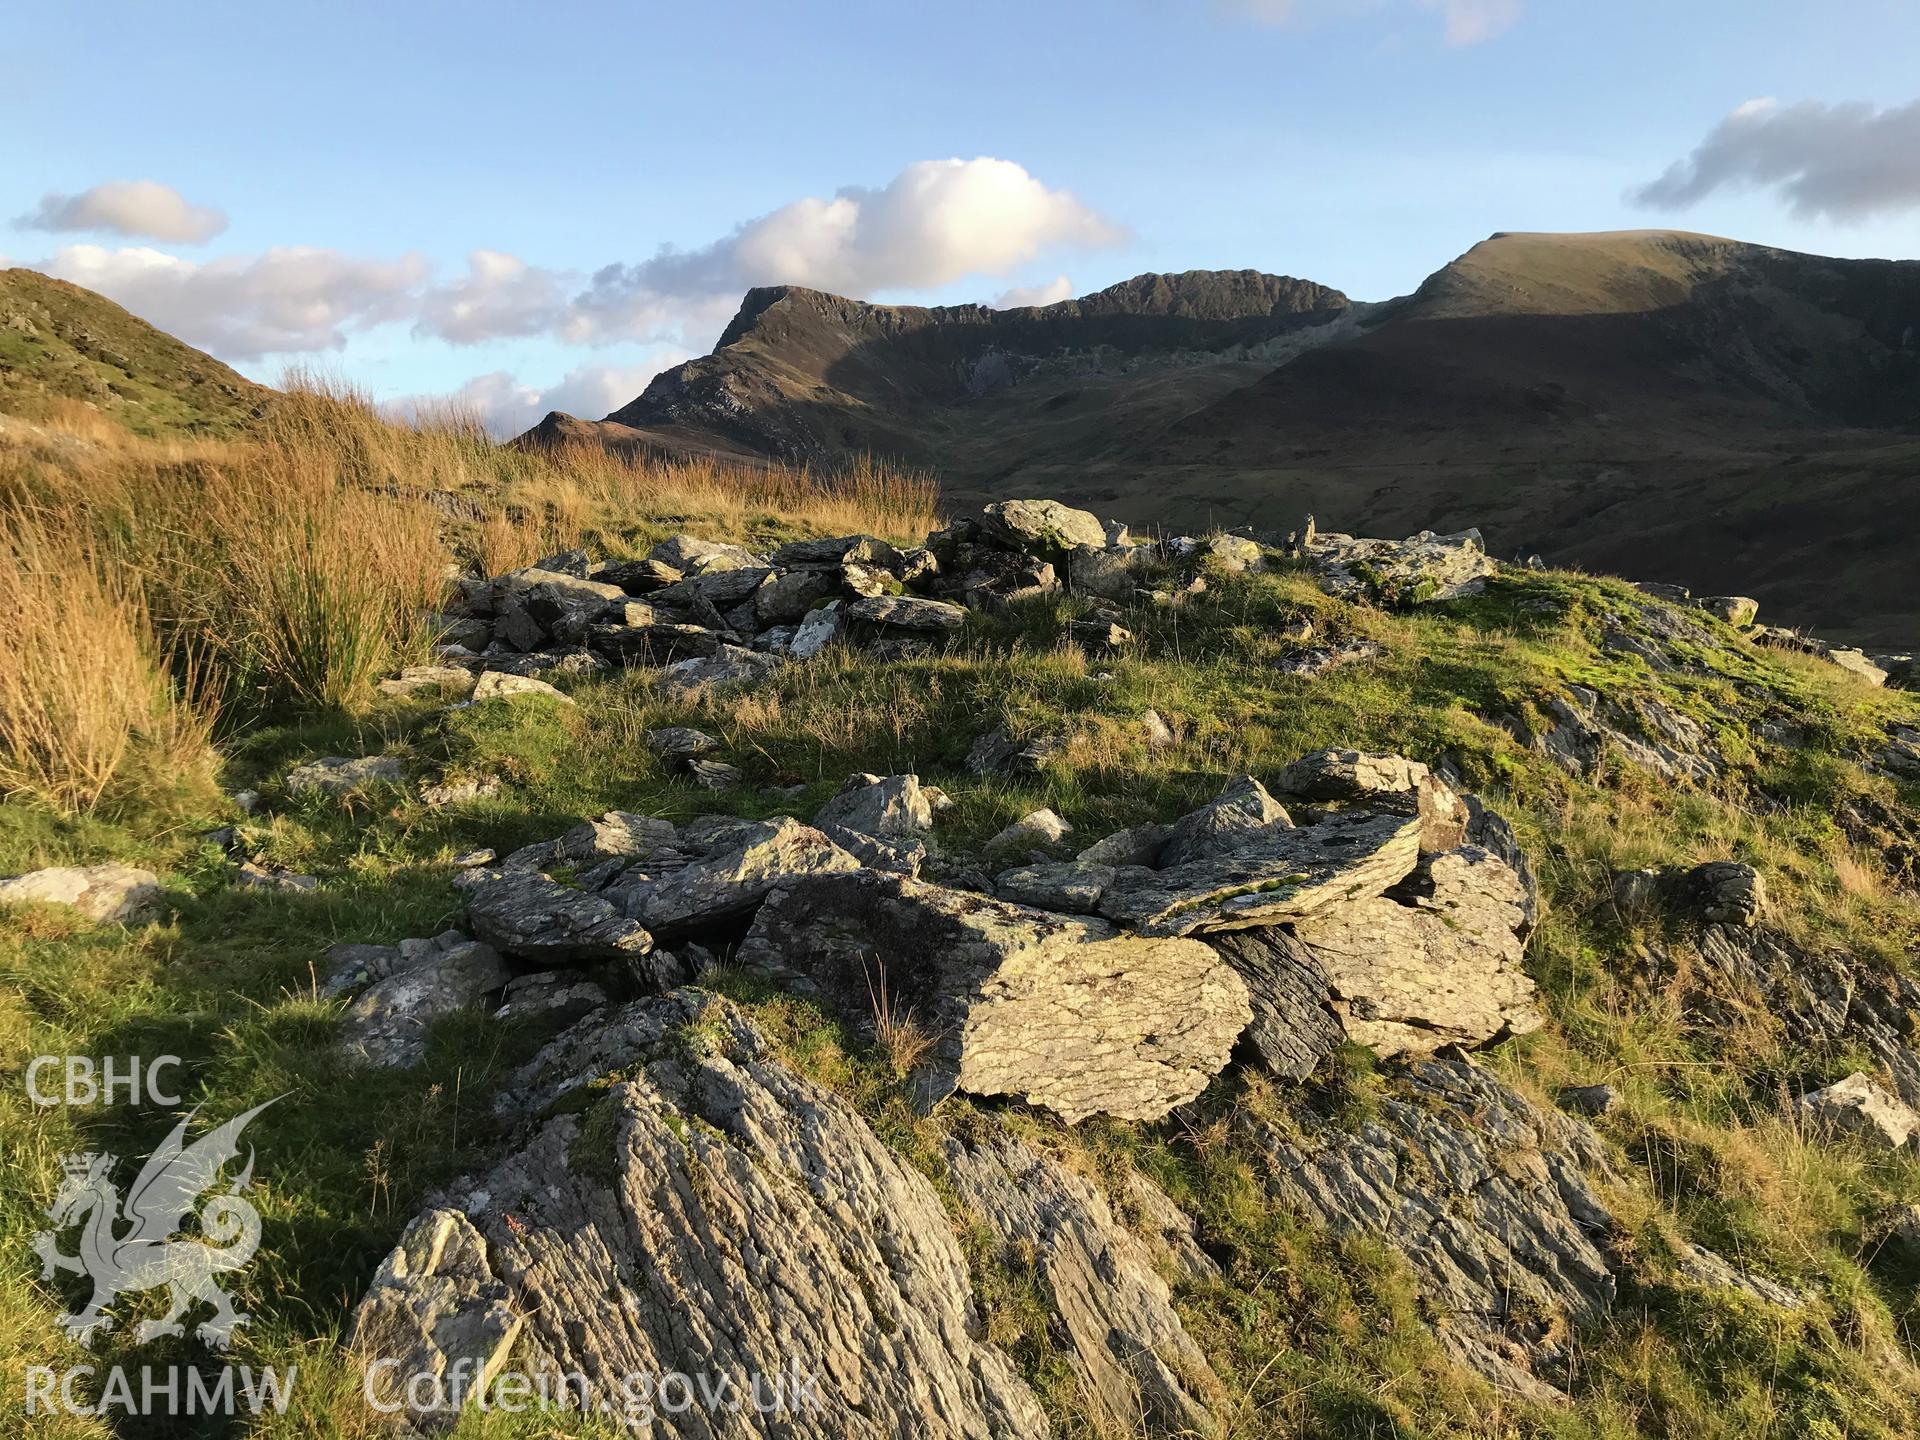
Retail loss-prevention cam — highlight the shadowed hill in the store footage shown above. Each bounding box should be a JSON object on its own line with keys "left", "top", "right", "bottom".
{"left": 545, "top": 232, "right": 1920, "bottom": 643}
{"left": 0, "top": 267, "right": 269, "bottom": 435}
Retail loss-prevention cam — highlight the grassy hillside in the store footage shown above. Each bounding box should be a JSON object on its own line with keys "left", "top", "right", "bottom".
{"left": 0, "top": 269, "right": 269, "bottom": 437}
{"left": 2, "top": 393, "right": 1919, "bottom": 1437}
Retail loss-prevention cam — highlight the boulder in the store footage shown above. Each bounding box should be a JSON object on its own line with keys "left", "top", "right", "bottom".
{"left": 1282, "top": 845, "right": 1544, "bottom": 1057}
{"left": 491, "top": 971, "right": 608, "bottom": 1025}
{"left": 736, "top": 873, "right": 1251, "bottom": 1122}
{"left": 813, "top": 773, "right": 935, "bottom": 839}
{"left": 351, "top": 992, "right": 1051, "bottom": 1437}
{"left": 756, "top": 566, "right": 838, "bottom": 624}
{"left": 1065, "top": 543, "right": 1155, "bottom": 600}
{"left": 1276, "top": 749, "right": 1469, "bottom": 852}
{"left": 464, "top": 871, "right": 657, "bottom": 968}
{"left": 284, "top": 754, "right": 405, "bottom": 797}
{"left": 644, "top": 725, "right": 718, "bottom": 760}
{"left": 645, "top": 535, "right": 764, "bottom": 574}
{"left": 338, "top": 933, "right": 511, "bottom": 1068}
{"left": 606, "top": 818, "right": 862, "bottom": 940}
{"left": 589, "top": 556, "right": 683, "bottom": 593}
{"left": 788, "top": 601, "right": 843, "bottom": 658}
{"left": 1797, "top": 1072, "right": 1920, "bottom": 1152}
{"left": 1695, "top": 595, "right": 1759, "bottom": 626}
{"left": 1680, "top": 860, "right": 1766, "bottom": 926}
{"left": 1158, "top": 775, "right": 1292, "bottom": 867}
{"left": 471, "top": 670, "right": 573, "bottom": 704}
{"left": 1098, "top": 810, "right": 1424, "bottom": 937}
{"left": 979, "top": 499, "right": 1108, "bottom": 556}
{"left": 1304, "top": 528, "right": 1495, "bottom": 605}
{"left": 985, "top": 808, "right": 1073, "bottom": 853}
{"left": 657, "top": 646, "right": 779, "bottom": 697}
{"left": 994, "top": 861, "right": 1115, "bottom": 914}
{"left": 0, "top": 863, "right": 161, "bottom": 924}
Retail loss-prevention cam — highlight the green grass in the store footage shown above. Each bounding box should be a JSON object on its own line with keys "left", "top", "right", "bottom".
{"left": 4, "top": 553, "right": 1919, "bottom": 1436}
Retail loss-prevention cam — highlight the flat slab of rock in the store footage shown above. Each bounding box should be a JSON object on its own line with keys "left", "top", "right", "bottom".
{"left": 471, "top": 670, "right": 573, "bottom": 704}
{"left": 1098, "top": 810, "right": 1423, "bottom": 937}
{"left": 607, "top": 817, "right": 861, "bottom": 939}
{"left": 843, "top": 594, "right": 968, "bottom": 634}
{"left": 284, "top": 754, "right": 405, "bottom": 797}
{"left": 376, "top": 665, "right": 478, "bottom": 699}
{"left": 352, "top": 992, "right": 1051, "bottom": 1437}
{"left": 464, "top": 870, "right": 655, "bottom": 966}
{"left": 0, "top": 863, "right": 160, "bottom": 923}
{"left": 1286, "top": 845, "right": 1544, "bottom": 1056}
{"left": 736, "top": 872, "right": 1250, "bottom": 1123}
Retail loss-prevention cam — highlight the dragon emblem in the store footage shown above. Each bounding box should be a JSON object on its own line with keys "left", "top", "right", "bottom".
{"left": 31, "top": 1099, "right": 278, "bottom": 1349}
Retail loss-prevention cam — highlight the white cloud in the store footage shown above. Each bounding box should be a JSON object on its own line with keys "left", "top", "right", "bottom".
{"left": 45, "top": 243, "right": 427, "bottom": 358}
{"left": 389, "top": 359, "right": 689, "bottom": 438}
{"left": 1632, "top": 97, "right": 1920, "bottom": 221}
{"left": 992, "top": 275, "right": 1075, "bottom": 309}
{"left": 1416, "top": 0, "right": 1521, "bottom": 46}
{"left": 567, "top": 157, "right": 1125, "bottom": 343}
{"left": 413, "top": 249, "right": 573, "bottom": 345}
{"left": 15, "top": 181, "right": 228, "bottom": 244}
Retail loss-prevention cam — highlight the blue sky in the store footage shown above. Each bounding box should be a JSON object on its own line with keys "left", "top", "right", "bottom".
{"left": 6, "top": 0, "right": 1919, "bottom": 433}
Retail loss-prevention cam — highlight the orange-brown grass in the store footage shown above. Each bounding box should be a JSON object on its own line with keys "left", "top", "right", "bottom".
{"left": 0, "top": 509, "right": 215, "bottom": 811}
{"left": 0, "top": 375, "right": 939, "bottom": 812}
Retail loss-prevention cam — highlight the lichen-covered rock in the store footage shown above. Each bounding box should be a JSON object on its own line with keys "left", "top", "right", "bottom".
{"left": 813, "top": 773, "right": 935, "bottom": 839}
{"left": 942, "top": 1134, "right": 1223, "bottom": 1434}
{"left": 377, "top": 665, "right": 478, "bottom": 699}
{"left": 736, "top": 873, "right": 1250, "bottom": 1123}
{"left": 471, "top": 670, "right": 573, "bottom": 704}
{"left": 338, "top": 933, "right": 512, "bottom": 1068}
{"left": 646, "top": 535, "right": 765, "bottom": 574}
{"left": 1098, "top": 810, "right": 1423, "bottom": 937}
{"left": 1246, "top": 1055, "right": 1619, "bottom": 1400}
{"left": 606, "top": 818, "right": 861, "bottom": 940}
{"left": 843, "top": 595, "right": 968, "bottom": 634}
{"left": 1285, "top": 845, "right": 1544, "bottom": 1056}
{"left": 354, "top": 992, "right": 1052, "bottom": 1437}
{"left": 1158, "top": 775, "right": 1292, "bottom": 867}
{"left": 980, "top": 498, "right": 1107, "bottom": 556}
{"left": 1797, "top": 1072, "right": 1920, "bottom": 1153}
{"left": 0, "top": 862, "right": 161, "bottom": 924}
{"left": 658, "top": 645, "right": 779, "bottom": 697}
{"left": 284, "top": 754, "right": 405, "bottom": 797}
{"left": 1305, "top": 528, "right": 1495, "bottom": 605}
{"left": 464, "top": 870, "right": 657, "bottom": 967}
{"left": 994, "top": 861, "right": 1115, "bottom": 914}
{"left": 985, "top": 808, "right": 1073, "bottom": 853}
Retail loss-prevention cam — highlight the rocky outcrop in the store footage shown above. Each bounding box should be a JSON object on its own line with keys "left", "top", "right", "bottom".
{"left": 352, "top": 992, "right": 1052, "bottom": 1436}
{"left": 1245, "top": 1056, "right": 1619, "bottom": 1400}
{"left": 463, "top": 871, "right": 657, "bottom": 968}
{"left": 735, "top": 872, "right": 1250, "bottom": 1122}
{"left": 942, "top": 1134, "right": 1223, "bottom": 1434}
{"left": 1097, "top": 809, "right": 1424, "bottom": 936}
{"left": 1518, "top": 684, "right": 1722, "bottom": 783}
{"left": 606, "top": 818, "right": 862, "bottom": 939}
